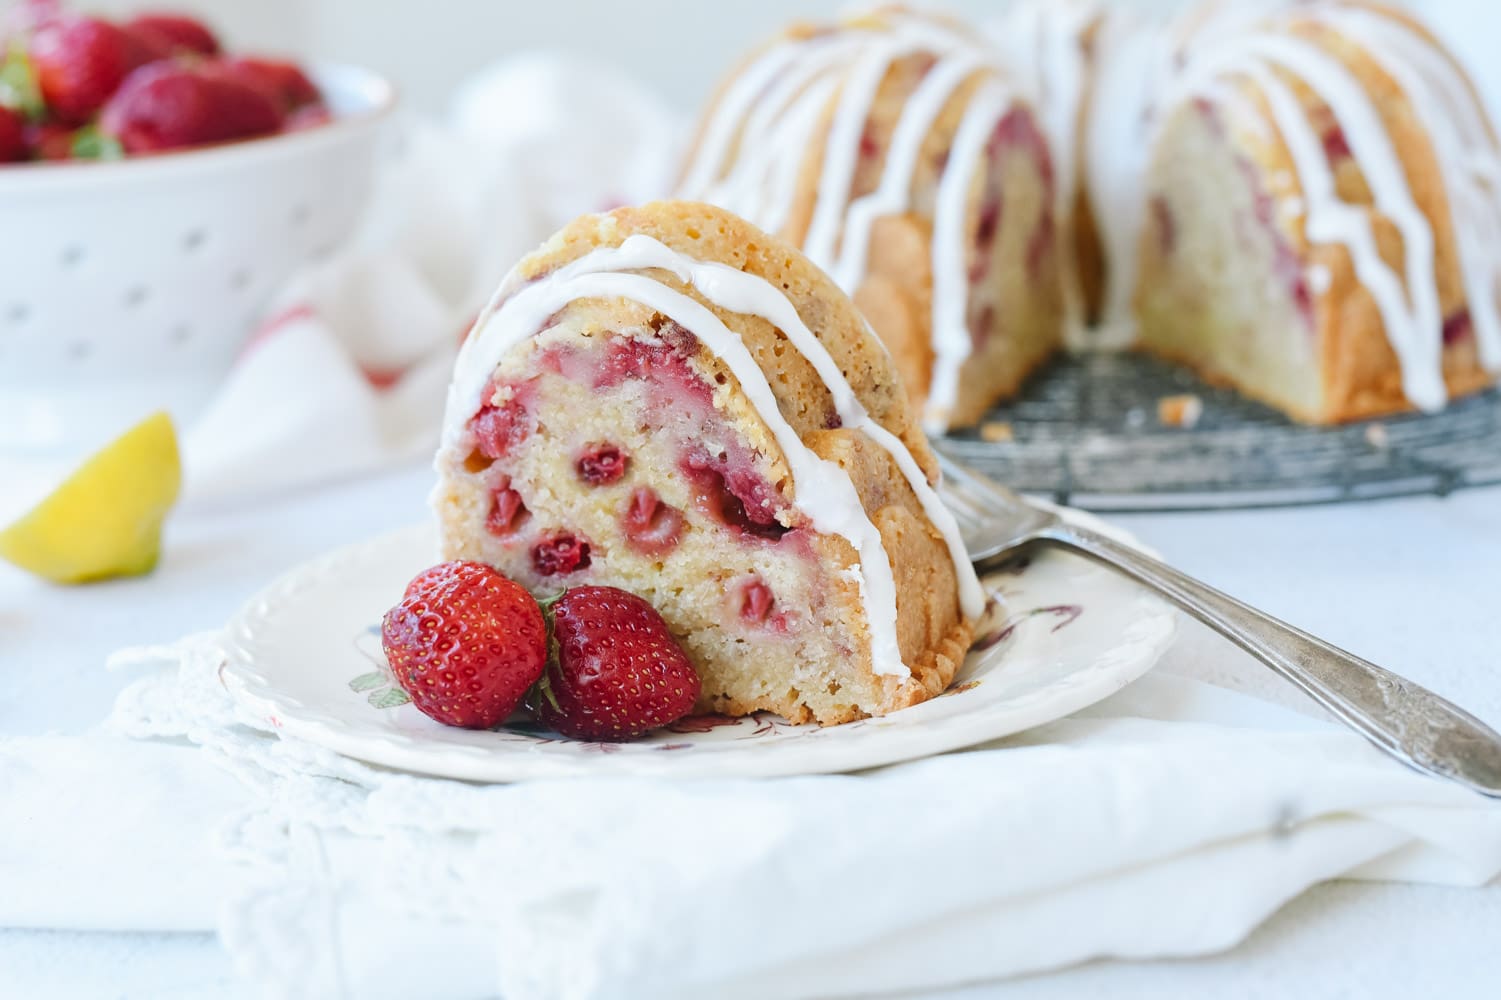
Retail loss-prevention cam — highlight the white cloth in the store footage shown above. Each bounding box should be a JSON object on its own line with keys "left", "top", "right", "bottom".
{"left": 3, "top": 628, "right": 1496, "bottom": 1000}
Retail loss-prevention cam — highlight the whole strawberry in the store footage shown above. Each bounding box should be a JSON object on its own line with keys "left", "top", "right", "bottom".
{"left": 536, "top": 586, "right": 701, "bottom": 741}
{"left": 124, "top": 13, "right": 220, "bottom": 57}
{"left": 221, "top": 57, "right": 321, "bottom": 113}
{"left": 0, "top": 107, "right": 25, "bottom": 163}
{"left": 382, "top": 561, "right": 547, "bottom": 730}
{"left": 102, "top": 61, "right": 283, "bottom": 153}
{"left": 24, "top": 120, "right": 76, "bottom": 161}
{"left": 30, "top": 16, "right": 154, "bottom": 124}
{"left": 403, "top": 562, "right": 461, "bottom": 600}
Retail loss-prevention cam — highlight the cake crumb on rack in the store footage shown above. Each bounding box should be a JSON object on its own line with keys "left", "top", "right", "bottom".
{"left": 1364, "top": 422, "right": 1390, "bottom": 450}
{"left": 979, "top": 421, "right": 1015, "bottom": 443}
{"left": 1157, "top": 394, "right": 1203, "bottom": 429}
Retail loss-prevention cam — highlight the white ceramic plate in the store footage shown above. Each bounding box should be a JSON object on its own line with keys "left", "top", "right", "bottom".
{"left": 221, "top": 518, "right": 1176, "bottom": 780}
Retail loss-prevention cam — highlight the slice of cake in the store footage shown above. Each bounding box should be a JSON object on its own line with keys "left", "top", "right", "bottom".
{"left": 431, "top": 201, "right": 982, "bottom": 725}
{"left": 678, "top": 8, "right": 1064, "bottom": 433}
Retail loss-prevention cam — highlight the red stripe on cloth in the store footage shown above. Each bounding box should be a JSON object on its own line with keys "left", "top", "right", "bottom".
{"left": 239, "top": 304, "right": 318, "bottom": 362}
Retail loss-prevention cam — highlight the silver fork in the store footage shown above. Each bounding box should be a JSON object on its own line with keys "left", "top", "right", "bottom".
{"left": 936, "top": 452, "right": 1501, "bottom": 798}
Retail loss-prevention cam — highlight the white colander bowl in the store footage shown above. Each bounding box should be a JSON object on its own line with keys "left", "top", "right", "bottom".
{"left": 0, "top": 64, "right": 396, "bottom": 455}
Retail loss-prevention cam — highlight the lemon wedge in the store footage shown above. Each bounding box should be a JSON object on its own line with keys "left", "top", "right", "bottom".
{"left": 0, "top": 412, "right": 181, "bottom": 584}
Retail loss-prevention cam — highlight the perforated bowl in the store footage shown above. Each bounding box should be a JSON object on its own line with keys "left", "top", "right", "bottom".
{"left": 0, "top": 64, "right": 396, "bottom": 455}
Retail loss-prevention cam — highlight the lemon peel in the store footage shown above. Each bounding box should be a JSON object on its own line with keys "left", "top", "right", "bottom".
{"left": 0, "top": 412, "right": 181, "bottom": 584}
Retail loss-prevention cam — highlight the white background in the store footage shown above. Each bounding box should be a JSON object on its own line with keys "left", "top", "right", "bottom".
{"left": 73, "top": 0, "right": 1500, "bottom": 115}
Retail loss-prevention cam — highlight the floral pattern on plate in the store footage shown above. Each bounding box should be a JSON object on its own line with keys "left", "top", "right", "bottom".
{"left": 349, "top": 588, "right": 1090, "bottom": 748}
{"left": 221, "top": 518, "right": 1176, "bottom": 780}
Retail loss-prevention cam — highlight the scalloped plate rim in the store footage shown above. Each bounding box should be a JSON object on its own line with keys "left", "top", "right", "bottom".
{"left": 220, "top": 513, "right": 1177, "bottom": 781}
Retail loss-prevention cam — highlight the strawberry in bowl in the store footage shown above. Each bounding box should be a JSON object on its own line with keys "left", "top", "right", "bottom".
{"left": 100, "top": 60, "right": 285, "bottom": 154}
{"left": 1, "top": 2, "right": 338, "bottom": 163}
{"left": 0, "top": 105, "right": 25, "bottom": 161}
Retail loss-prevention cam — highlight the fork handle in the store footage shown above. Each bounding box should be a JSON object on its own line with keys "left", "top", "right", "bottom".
{"left": 1013, "top": 523, "right": 1501, "bottom": 798}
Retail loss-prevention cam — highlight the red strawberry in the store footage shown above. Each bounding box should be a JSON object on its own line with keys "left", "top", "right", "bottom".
{"left": 576, "top": 444, "right": 629, "bottom": 486}
{"left": 284, "top": 102, "right": 331, "bottom": 132}
{"left": 23, "top": 120, "right": 74, "bottom": 161}
{"left": 117, "top": 27, "right": 172, "bottom": 65}
{"left": 102, "top": 62, "right": 283, "bottom": 153}
{"left": 381, "top": 561, "right": 548, "bottom": 730}
{"left": 403, "top": 563, "right": 460, "bottom": 600}
{"left": 221, "top": 57, "right": 320, "bottom": 113}
{"left": 536, "top": 586, "right": 701, "bottom": 741}
{"left": 30, "top": 16, "right": 154, "bottom": 124}
{"left": 0, "top": 107, "right": 25, "bottom": 163}
{"left": 124, "top": 13, "right": 220, "bottom": 57}
{"left": 531, "top": 533, "right": 590, "bottom": 576}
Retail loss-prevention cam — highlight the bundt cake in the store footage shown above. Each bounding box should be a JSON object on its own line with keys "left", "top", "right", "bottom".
{"left": 1008, "top": 0, "right": 1501, "bottom": 423}
{"left": 431, "top": 201, "right": 983, "bottom": 726}
{"left": 677, "top": 7, "right": 1064, "bottom": 433}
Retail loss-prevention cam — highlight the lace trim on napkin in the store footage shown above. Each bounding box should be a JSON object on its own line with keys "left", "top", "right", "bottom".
{"left": 103, "top": 632, "right": 1501, "bottom": 1000}
{"left": 106, "top": 633, "right": 520, "bottom": 995}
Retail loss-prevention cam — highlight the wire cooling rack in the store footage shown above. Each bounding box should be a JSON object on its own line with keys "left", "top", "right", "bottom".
{"left": 935, "top": 353, "right": 1501, "bottom": 512}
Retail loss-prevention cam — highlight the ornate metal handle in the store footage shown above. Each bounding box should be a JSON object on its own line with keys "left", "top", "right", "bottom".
{"left": 1021, "top": 523, "right": 1501, "bottom": 798}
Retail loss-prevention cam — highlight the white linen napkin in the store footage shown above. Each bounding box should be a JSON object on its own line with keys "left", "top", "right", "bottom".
{"left": 3, "top": 631, "right": 1493, "bottom": 1000}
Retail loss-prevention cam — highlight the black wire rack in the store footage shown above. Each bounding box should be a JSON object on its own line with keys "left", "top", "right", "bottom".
{"left": 936, "top": 353, "right": 1501, "bottom": 513}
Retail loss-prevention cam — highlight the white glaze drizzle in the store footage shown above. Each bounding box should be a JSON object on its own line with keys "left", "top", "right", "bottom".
{"left": 1022, "top": 0, "right": 1501, "bottom": 402}
{"left": 734, "top": 75, "right": 843, "bottom": 236}
{"left": 659, "top": 244, "right": 986, "bottom": 622}
{"left": 1202, "top": 78, "right": 1275, "bottom": 144}
{"left": 678, "top": 40, "right": 806, "bottom": 200}
{"left": 687, "top": 2, "right": 1501, "bottom": 416}
{"left": 1256, "top": 34, "right": 1444, "bottom": 408}
{"left": 1172, "top": 29, "right": 1446, "bottom": 409}
{"left": 444, "top": 235, "right": 986, "bottom": 676}
{"left": 994, "top": 0, "right": 1098, "bottom": 347}
{"left": 831, "top": 51, "right": 985, "bottom": 291}
{"left": 805, "top": 23, "right": 1012, "bottom": 435}
{"left": 1318, "top": 5, "right": 1501, "bottom": 373}
{"left": 801, "top": 40, "right": 913, "bottom": 267}
{"left": 926, "top": 81, "right": 1014, "bottom": 432}
{"left": 800, "top": 17, "right": 991, "bottom": 269}
{"left": 697, "top": 39, "right": 861, "bottom": 233}
{"left": 680, "top": 11, "right": 1017, "bottom": 432}
{"left": 1308, "top": 263, "right": 1332, "bottom": 295}
{"left": 1084, "top": 14, "right": 1170, "bottom": 348}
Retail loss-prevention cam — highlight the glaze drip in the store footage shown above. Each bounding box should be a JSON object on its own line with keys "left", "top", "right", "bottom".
{"left": 443, "top": 235, "right": 985, "bottom": 678}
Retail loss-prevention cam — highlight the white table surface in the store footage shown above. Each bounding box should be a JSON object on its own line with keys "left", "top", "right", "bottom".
{"left": 3, "top": 463, "right": 1499, "bottom": 998}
